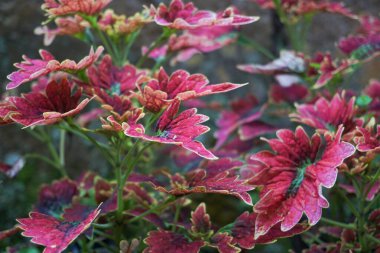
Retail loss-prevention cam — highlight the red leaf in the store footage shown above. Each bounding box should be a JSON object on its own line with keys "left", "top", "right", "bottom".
{"left": 247, "top": 126, "right": 355, "bottom": 238}
{"left": 210, "top": 233, "right": 240, "bottom": 253}
{"left": 42, "top": 0, "right": 111, "bottom": 17}
{"left": 290, "top": 92, "right": 361, "bottom": 140}
{"left": 7, "top": 47, "right": 103, "bottom": 90}
{"left": 191, "top": 203, "right": 212, "bottom": 234}
{"left": 17, "top": 205, "right": 101, "bottom": 253}
{"left": 124, "top": 99, "right": 217, "bottom": 160}
{"left": 144, "top": 230, "right": 204, "bottom": 253}
{"left": 152, "top": 0, "right": 258, "bottom": 30}
{"left": 231, "top": 212, "right": 309, "bottom": 249}
{"left": 8, "top": 79, "right": 91, "bottom": 127}
{"left": 36, "top": 178, "right": 79, "bottom": 217}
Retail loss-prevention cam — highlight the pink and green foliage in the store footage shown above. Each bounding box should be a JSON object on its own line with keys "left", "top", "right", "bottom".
{"left": 4, "top": 79, "right": 91, "bottom": 127}
{"left": 247, "top": 126, "right": 355, "bottom": 237}
{"left": 338, "top": 15, "right": 380, "bottom": 60}
{"left": 124, "top": 99, "right": 217, "bottom": 159}
{"left": 151, "top": 0, "right": 258, "bottom": 30}
{"left": 136, "top": 67, "right": 245, "bottom": 113}
{"left": 17, "top": 206, "right": 101, "bottom": 253}
{"left": 290, "top": 92, "right": 361, "bottom": 139}
{"left": 7, "top": 47, "right": 103, "bottom": 90}
{"left": 1, "top": 0, "right": 380, "bottom": 252}
{"left": 42, "top": 0, "right": 112, "bottom": 17}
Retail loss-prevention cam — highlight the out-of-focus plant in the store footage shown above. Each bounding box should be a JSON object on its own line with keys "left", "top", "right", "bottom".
{"left": 0, "top": 0, "right": 379, "bottom": 252}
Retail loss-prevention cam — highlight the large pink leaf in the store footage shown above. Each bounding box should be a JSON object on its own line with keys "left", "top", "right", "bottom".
{"left": 17, "top": 205, "right": 101, "bottom": 253}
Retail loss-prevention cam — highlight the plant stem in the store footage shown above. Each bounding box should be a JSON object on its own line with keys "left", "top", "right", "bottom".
{"left": 116, "top": 164, "right": 124, "bottom": 220}
{"left": 273, "top": 0, "right": 311, "bottom": 52}
{"left": 59, "top": 129, "right": 65, "bottom": 168}
{"left": 93, "top": 229, "right": 115, "bottom": 241}
{"left": 320, "top": 217, "right": 356, "bottom": 230}
{"left": 79, "top": 238, "right": 88, "bottom": 253}
{"left": 122, "top": 142, "right": 153, "bottom": 183}
{"left": 96, "top": 27, "right": 116, "bottom": 57}
{"left": 172, "top": 200, "right": 181, "bottom": 232}
{"left": 123, "top": 29, "right": 142, "bottom": 63}
{"left": 93, "top": 223, "right": 115, "bottom": 229}
{"left": 126, "top": 196, "right": 176, "bottom": 224}
{"left": 26, "top": 128, "right": 67, "bottom": 176}
{"left": 115, "top": 141, "right": 151, "bottom": 228}
{"left": 364, "top": 166, "right": 380, "bottom": 213}
{"left": 83, "top": 15, "right": 121, "bottom": 65}
{"left": 366, "top": 234, "right": 380, "bottom": 245}
{"left": 238, "top": 34, "right": 275, "bottom": 59}
{"left": 136, "top": 28, "right": 175, "bottom": 68}
{"left": 114, "top": 139, "right": 124, "bottom": 223}
{"left": 24, "top": 154, "right": 61, "bottom": 171}
{"left": 89, "top": 234, "right": 118, "bottom": 253}
{"left": 336, "top": 188, "right": 360, "bottom": 218}
{"left": 305, "top": 232, "right": 324, "bottom": 244}
{"left": 151, "top": 57, "right": 168, "bottom": 74}
{"left": 63, "top": 121, "right": 114, "bottom": 166}
{"left": 114, "top": 141, "right": 124, "bottom": 245}
{"left": 365, "top": 192, "right": 380, "bottom": 213}
{"left": 39, "top": 128, "right": 67, "bottom": 177}
{"left": 127, "top": 209, "right": 154, "bottom": 224}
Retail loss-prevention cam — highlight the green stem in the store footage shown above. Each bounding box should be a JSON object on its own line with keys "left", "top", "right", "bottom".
{"left": 136, "top": 28, "right": 175, "bottom": 68}
{"left": 116, "top": 165, "right": 124, "bottom": 220}
{"left": 79, "top": 238, "right": 88, "bottom": 253}
{"left": 366, "top": 234, "right": 380, "bottom": 245}
{"left": 26, "top": 129, "right": 44, "bottom": 142}
{"left": 24, "top": 154, "right": 61, "bottom": 171}
{"left": 114, "top": 139, "right": 124, "bottom": 222}
{"left": 320, "top": 217, "right": 356, "bottom": 230}
{"left": 336, "top": 188, "right": 360, "bottom": 218}
{"left": 273, "top": 0, "right": 309, "bottom": 52}
{"left": 172, "top": 201, "right": 181, "bottom": 232}
{"left": 63, "top": 121, "right": 114, "bottom": 166}
{"left": 93, "top": 229, "right": 115, "bottom": 241}
{"left": 25, "top": 128, "right": 67, "bottom": 176}
{"left": 83, "top": 15, "right": 120, "bottom": 64}
{"left": 113, "top": 138, "right": 124, "bottom": 245}
{"left": 273, "top": 0, "right": 287, "bottom": 23}
{"left": 127, "top": 209, "right": 154, "bottom": 224}
{"left": 110, "top": 37, "right": 122, "bottom": 65}
{"left": 364, "top": 167, "right": 380, "bottom": 213}
{"left": 120, "top": 146, "right": 138, "bottom": 184}
{"left": 59, "top": 129, "right": 65, "bottom": 167}
{"left": 40, "top": 128, "right": 67, "bottom": 177}
{"left": 238, "top": 34, "right": 275, "bottom": 59}
{"left": 365, "top": 192, "right": 380, "bottom": 213}
{"left": 152, "top": 57, "right": 168, "bottom": 74}
{"left": 126, "top": 196, "right": 176, "bottom": 224}
{"left": 357, "top": 174, "right": 369, "bottom": 251}
{"left": 305, "top": 231, "right": 324, "bottom": 244}
{"left": 93, "top": 223, "right": 115, "bottom": 229}
{"left": 123, "top": 29, "right": 142, "bottom": 63}
{"left": 89, "top": 233, "right": 118, "bottom": 253}
{"left": 299, "top": 14, "right": 313, "bottom": 52}
{"left": 121, "top": 142, "right": 152, "bottom": 183}
{"left": 46, "top": 138, "right": 67, "bottom": 177}
{"left": 96, "top": 27, "right": 116, "bottom": 57}
{"left": 113, "top": 140, "right": 152, "bottom": 243}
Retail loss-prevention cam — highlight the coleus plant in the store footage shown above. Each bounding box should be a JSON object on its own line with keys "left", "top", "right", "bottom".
{"left": 0, "top": 0, "right": 380, "bottom": 252}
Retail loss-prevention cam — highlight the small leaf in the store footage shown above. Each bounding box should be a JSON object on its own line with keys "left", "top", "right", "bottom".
{"left": 356, "top": 95, "right": 372, "bottom": 107}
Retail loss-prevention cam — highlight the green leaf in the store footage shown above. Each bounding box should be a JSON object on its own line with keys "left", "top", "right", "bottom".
{"left": 356, "top": 95, "right": 372, "bottom": 107}
{"left": 18, "top": 247, "right": 40, "bottom": 253}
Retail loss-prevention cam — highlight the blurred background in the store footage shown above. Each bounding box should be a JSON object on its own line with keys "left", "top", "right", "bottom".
{"left": 1, "top": 0, "right": 380, "bottom": 251}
